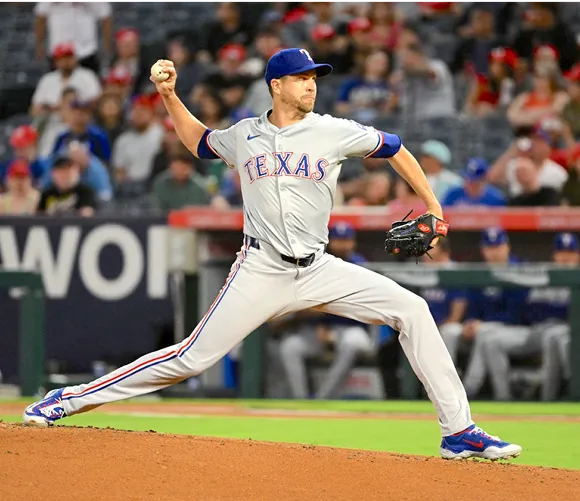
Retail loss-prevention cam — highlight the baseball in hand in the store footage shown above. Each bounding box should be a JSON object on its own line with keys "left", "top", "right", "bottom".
{"left": 151, "top": 61, "right": 169, "bottom": 83}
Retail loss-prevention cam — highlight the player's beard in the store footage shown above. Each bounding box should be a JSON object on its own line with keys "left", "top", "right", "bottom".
{"left": 281, "top": 91, "right": 316, "bottom": 115}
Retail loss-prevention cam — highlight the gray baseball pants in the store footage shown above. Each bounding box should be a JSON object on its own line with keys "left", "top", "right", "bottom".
{"left": 60, "top": 239, "right": 473, "bottom": 436}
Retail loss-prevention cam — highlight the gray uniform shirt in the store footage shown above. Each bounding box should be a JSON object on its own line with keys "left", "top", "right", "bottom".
{"left": 204, "top": 111, "right": 401, "bottom": 257}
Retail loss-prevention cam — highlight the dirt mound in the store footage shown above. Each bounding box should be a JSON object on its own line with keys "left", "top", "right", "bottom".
{"left": 1, "top": 424, "right": 578, "bottom": 501}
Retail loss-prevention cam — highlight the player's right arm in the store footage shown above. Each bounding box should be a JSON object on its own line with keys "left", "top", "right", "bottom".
{"left": 151, "top": 60, "right": 208, "bottom": 158}
{"left": 153, "top": 60, "right": 237, "bottom": 167}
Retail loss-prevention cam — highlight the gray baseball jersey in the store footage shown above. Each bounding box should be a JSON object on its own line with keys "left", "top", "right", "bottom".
{"left": 58, "top": 110, "right": 474, "bottom": 437}
{"left": 203, "top": 111, "right": 401, "bottom": 257}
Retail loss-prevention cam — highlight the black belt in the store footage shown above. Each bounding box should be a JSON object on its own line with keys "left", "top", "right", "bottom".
{"left": 243, "top": 235, "right": 316, "bottom": 268}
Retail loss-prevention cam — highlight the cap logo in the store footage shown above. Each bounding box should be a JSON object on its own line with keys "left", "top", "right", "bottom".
{"left": 299, "top": 49, "right": 314, "bottom": 62}
{"left": 563, "top": 233, "right": 572, "bottom": 246}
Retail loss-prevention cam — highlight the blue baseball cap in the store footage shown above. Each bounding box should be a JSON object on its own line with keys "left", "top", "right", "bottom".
{"left": 481, "top": 227, "right": 509, "bottom": 247}
{"left": 329, "top": 222, "right": 356, "bottom": 239}
{"left": 264, "top": 48, "right": 333, "bottom": 85}
{"left": 554, "top": 232, "right": 579, "bottom": 251}
{"left": 461, "top": 157, "right": 489, "bottom": 182}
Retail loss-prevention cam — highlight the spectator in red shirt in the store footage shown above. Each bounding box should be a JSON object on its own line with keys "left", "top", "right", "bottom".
{"left": 464, "top": 47, "right": 517, "bottom": 117}
{"left": 507, "top": 72, "right": 568, "bottom": 128}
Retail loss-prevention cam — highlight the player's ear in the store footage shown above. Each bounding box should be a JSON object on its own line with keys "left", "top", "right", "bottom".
{"left": 270, "top": 78, "right": 282, "bottom": 96}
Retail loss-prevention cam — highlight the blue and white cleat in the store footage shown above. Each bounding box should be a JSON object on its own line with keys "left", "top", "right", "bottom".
{"left": 23, "top": 388, "right": 66, "bottom": 427}
{"left": 440, "top": 424, "right": 522, "bottom": 461}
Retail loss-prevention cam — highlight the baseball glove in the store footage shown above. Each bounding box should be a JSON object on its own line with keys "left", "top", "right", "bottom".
{"left": 384, "top": 211, "right": 449, "bottom": 261}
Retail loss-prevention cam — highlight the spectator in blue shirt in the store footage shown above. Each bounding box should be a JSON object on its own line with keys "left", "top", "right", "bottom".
{"left": 442, "top": 157, "right": 507, "bottom": 207}
{"left": 335, "top": 49, "right": 398, "bottom": 122}
{"left": 51, "top": 99, "right": 111, "bottom": 164}
{"left": 279, "top": 222, "right": 373, "bottom": 399}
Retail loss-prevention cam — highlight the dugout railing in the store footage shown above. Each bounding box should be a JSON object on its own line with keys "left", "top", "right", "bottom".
{"left": 0, "top": 270, "right": 45, "bottom": 396}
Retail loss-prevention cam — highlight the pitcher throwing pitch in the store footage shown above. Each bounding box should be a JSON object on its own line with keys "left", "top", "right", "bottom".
{"left": 24, "top": 48, "right": 521, "bottom": 461}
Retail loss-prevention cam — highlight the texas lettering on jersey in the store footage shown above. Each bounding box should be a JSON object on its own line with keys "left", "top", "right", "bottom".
{"left": 242, "top": 153, "right": 328, "bottom": 183}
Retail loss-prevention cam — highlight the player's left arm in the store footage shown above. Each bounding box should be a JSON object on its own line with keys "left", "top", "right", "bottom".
{"left": 388, "top": 146, "right": 443, "bottom": 219}
{"left": 337, "top": 119, "right": 442, "bottom": 218}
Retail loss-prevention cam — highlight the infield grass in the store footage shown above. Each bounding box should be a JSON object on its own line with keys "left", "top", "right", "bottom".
{"left": 2, "top": 399, "right": 579, "bottom": 469}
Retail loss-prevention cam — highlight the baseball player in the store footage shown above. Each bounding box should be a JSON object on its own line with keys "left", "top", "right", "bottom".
{"left": 419, "top": 238, "right": 467, "bottom": 365}
{"left": 476, "top": 232, "right": 577, "bottom": 401}
{"left": 540, "top": 232, "right": 577, "bottom": 401}
{"left": 24, "top": 48, "right": 521, "bottom": 460}
{"left": 444, "top": 228, "right": 529, "bottom": 399}
{"left": 279, "top": 222, "right": 374, "bottom": 399}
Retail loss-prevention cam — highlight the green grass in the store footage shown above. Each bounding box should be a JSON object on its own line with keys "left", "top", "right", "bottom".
{"left": 3, "top": 399, "right": 579, "bottom": 470}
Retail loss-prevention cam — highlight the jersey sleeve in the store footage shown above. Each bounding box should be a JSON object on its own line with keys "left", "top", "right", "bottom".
{"left": 197, "top": 126, "right": 238, "bottom": 168}
{"left": 336, "top": 118, "right": 401, "bottom": 160}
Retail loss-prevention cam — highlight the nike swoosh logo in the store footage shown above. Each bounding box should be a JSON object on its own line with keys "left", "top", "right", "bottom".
{"left": 464, "top": 439, "right": 484, "bottom": 449}
{"left": 247, "top": 134, "right": 260, "bottom": 141}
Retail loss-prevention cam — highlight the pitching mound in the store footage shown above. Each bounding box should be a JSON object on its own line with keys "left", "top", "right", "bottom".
{"left": 1, "top": 424, "right": 578, "bottom": 501}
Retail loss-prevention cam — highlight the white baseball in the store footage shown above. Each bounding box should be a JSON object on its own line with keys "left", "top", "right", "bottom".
{"left": 151, "top": 61, "right": 169, "bottom": 83}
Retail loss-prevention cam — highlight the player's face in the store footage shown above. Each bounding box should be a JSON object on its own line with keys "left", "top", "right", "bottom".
{"left": 553, "top": 250, "right": 580, "bottom": 266}
{"left": 481, "top": 243, "right": 510, "bottom": 264}
{"left": 327, "top": 238, "right": 355, "bottom": 259}
{"left": 278, "top": 71, "right": 317, "bottom": 113}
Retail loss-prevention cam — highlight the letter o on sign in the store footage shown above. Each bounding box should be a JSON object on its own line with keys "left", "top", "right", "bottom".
{"left": 79, "top": 224, "right": 144, "bottom": 300}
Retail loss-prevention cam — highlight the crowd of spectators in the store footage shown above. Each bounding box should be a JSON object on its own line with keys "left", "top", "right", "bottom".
{"left": 2, "top": 2, "right": 580, "bottom": 216}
